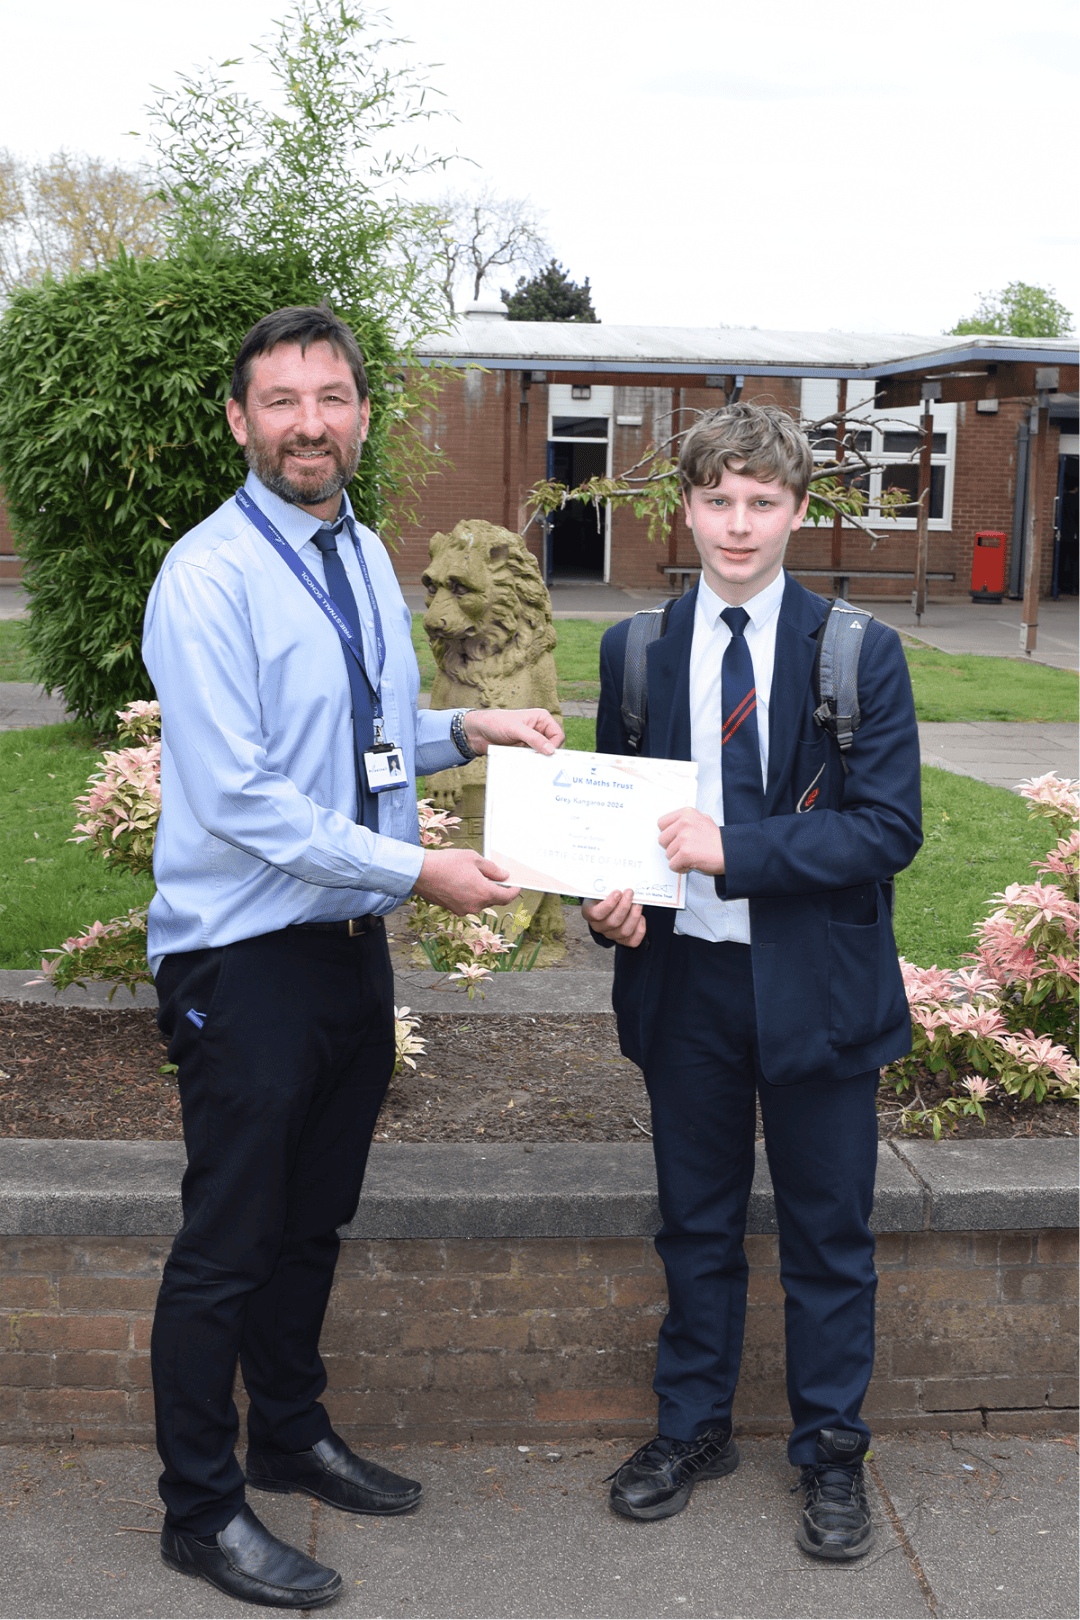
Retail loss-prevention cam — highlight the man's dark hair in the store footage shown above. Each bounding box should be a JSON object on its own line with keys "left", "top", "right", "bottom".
{"left": 230, "top": 305, "right": 369, "bottom": 410}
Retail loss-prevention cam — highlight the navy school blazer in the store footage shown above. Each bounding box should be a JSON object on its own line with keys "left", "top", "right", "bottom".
{"left": 594, "top": 574, "right": 923, "bottom": 1085}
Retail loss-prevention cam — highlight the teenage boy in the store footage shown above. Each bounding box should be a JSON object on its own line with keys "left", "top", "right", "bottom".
{"left": 583, "top": 403, "right": 921, "bottom": 1559}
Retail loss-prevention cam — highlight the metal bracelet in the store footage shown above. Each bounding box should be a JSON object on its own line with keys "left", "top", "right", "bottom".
{"left": 450, "top": 708, "right": 477, "bottom": 762}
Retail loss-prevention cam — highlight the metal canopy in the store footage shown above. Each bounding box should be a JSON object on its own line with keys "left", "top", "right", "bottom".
{"left": 417, "top": 320, "right": 1078, "bottom": 400}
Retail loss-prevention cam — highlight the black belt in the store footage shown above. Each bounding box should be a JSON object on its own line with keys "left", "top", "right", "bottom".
{"left": 294, "top": 916, "right": 385, "bottom": 938}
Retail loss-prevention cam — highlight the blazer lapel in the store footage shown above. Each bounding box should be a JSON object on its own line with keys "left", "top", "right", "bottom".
{"left": 764, "top": 575, "right": 825, "bottom": 812}
{"left": 646, "top": 589, "right": 696, "bottom": 761}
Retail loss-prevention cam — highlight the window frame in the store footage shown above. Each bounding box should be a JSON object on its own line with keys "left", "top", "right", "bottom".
{"left": 800, "top": 380, "right": 957, "bottom": 531}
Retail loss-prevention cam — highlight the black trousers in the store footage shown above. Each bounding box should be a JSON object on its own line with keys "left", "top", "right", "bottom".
{"left": 151, "top": 925, "right": 395, "bottom": 1534}
{"left": 644, "top": 936, "right": 879, "bottom": 1465}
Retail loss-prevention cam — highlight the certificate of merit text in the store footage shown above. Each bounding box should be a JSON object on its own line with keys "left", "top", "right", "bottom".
{"left": 483, "top": 747, "right": 699, "bottom": 909}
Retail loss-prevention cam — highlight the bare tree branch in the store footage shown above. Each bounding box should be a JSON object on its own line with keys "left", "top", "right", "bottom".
{"left": 427, "top": 185, "right": 548, "bottom": 313}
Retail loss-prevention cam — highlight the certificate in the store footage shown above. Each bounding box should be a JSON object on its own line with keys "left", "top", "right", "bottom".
{"left": 484, "top": 747, "right": 698, "bottom": 908}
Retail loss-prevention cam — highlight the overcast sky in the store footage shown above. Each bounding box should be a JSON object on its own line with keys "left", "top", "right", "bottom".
{"left": 5, "top": 0, "right": 1077, "bottom": 336}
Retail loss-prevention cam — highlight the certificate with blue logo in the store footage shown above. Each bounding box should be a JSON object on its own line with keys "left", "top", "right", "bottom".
{"left": 484, "top": 746, "right": 698, "bottom": 908}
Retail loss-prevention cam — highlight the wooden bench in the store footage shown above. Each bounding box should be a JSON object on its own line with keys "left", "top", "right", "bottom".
{"left": 661, "top": 565, "right": 956, "bottom": 600}
{"left": 659, "top": 565, "right": 701, "bottom": 595}
{"left": 791, "top": 569, "right": 955, "bottom": 602}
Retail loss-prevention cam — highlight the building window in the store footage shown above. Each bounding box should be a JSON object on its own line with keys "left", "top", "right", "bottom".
{"left": 571, "top": 384, "right": 592, "bottom": 400}
{"left": 800, "top": 379, "right": 956, "bottom": 529}
{"left": 551, "top": 416, "right": 609, "bottom": 439}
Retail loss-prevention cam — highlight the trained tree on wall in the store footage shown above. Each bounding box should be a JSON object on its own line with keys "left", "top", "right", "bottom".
{"left": 948, "top": 281, "right": 1074, "bottom": 339}
{"left": 502, "top": 259, "right": 599, "bottom": 323}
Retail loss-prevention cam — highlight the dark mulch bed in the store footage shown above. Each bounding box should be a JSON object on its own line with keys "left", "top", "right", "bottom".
{"left": 0, "top": 1002, "right": 1074, "bottom": 1143}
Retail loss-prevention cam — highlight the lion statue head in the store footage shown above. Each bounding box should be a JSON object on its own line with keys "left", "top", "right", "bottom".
{"left": 422, "top": 520, "right": 560, "bottom": 715}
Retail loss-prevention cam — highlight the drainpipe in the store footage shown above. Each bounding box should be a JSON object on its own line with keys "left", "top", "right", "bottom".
{"left": 1008, "top": 415, "right": 1030, "bottom": 599}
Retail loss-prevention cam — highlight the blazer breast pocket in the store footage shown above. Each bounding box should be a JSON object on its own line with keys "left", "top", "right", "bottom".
{"left": 827, "top": 889, "right": 907, "bottom": 1049}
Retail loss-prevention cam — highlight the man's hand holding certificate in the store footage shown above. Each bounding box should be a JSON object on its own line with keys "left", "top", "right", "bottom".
{"left": 484, "top": 747, "right": 699, "bottom": 908}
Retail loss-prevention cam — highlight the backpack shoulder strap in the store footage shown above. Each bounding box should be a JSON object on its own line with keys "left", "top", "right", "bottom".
{"left": 812, "top": 599, "right": 874, "bottom": 770}
{"left": 620, "top": 598, "right": 675, "bottom": 754}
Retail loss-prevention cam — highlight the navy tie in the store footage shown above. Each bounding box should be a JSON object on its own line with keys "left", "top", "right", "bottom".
{"left": 312, "top": 521, "right": 379, "bottom": 831}
{"left": 720, "top": 606, "right": 765, "bottom": 824}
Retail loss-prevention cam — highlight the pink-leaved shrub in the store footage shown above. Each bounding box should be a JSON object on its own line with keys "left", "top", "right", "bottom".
{"left": 883, "top": 773, "right": 1079, "bottom": 1136}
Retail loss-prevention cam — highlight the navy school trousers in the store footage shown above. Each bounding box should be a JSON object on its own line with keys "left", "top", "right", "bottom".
{"left": 151, "top": 924, "right": 395, "bottom": 1534}
{"left": 643, "top": 934, "right": 879, "bottom": 1465}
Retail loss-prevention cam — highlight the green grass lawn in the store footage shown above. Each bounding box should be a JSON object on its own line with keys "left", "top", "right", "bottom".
{"left": 0, "top": 717, "right": 1058, "bottom": 974}
{"left": 893, "top": 766, "right": 1057, "bottom": 967}
{"left": 904, "top": 647, "right": 1078, "bottom": 722}
{"left": 531, "top": 720, "right": 1056, "bottom": 969}
{"left": 410, "top": 616, "right": 615, "bottom": 703}
{"left": 7, "top": 613, "right": 1077, "bottom": 720}
{"left": 0, "top": 724, "right": 156, "bottom": 971}
{"left": 408, "top": 616, "right": 1078, "bottom": 720}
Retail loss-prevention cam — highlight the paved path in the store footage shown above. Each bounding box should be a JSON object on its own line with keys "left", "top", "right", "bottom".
{"left": 1, "top": 1431, "right": 1075, "bottom": 1619}
{"left": 916, "top": 721, "right": 1077, "bottom": 792}
{"left": 0, "top": 682, "right": 67, "bottom": 730}
{"left": 870, "top": 598, "right": 1079, "bottom": 674}
{"left": 0, "top": 584, "right": 30, "bottom": 621}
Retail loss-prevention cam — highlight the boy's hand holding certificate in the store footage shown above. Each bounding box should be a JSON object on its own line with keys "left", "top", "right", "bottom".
{"left": 484, "top": 747, "right": 698, "bottom": 908}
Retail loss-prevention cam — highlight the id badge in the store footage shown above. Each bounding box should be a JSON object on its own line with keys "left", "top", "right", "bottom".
{"left": 364, "top": 743, "right": 408, "bottom": 793}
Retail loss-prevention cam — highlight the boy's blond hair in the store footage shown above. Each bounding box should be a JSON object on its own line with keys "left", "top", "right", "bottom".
{"left": 678, "top": 402, "right": 814, "bottom": 503}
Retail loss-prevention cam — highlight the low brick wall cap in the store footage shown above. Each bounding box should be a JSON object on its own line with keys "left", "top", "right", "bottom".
{"left": 0, "top": 1137, "right": 1074, "bottom": 1239}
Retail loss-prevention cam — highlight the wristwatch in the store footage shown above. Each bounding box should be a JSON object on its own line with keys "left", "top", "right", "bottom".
{"left": 450, "top": 708, "right": 477, "bottom": 762}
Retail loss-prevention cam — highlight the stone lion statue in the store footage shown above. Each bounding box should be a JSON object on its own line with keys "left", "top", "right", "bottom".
{"left": 422, "top": 520, "right": 564, "bottom": 945}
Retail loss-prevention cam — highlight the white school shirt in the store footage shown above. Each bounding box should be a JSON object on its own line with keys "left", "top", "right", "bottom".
{"left": 673, "top": 569, "right": 785, "bottom": 944}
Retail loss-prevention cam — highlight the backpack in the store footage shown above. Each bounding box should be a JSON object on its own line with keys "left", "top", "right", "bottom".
{"left": 619, "top": 596, "right": 873, "bottom": 775}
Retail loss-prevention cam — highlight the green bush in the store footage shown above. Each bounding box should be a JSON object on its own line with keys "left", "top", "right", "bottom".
{"left": 0, "top": 243, "right": 398, "bottom": 722}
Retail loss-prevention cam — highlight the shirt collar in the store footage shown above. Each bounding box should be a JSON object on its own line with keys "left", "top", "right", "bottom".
{"left": 243, "top": 470, "right": 355, "bottom": 555}
{"left": 697, "top": 567, "right": 786, "bottom": 632}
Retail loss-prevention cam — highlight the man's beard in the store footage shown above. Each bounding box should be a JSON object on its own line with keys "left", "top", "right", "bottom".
{"left": 243, "top": 425, "right": 363, "bottom": 508}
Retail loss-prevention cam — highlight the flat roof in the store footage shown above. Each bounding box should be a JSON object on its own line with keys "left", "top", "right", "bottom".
{"left": 417, "top": 320, "right": 1079, "bottom": 381}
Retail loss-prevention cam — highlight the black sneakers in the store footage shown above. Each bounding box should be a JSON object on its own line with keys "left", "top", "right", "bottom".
{"left": 608, "top": 1426, "right": 739, "bottom": 1520}
{"left": 796, "top": 1427, "right": 875, "bottom": 1560}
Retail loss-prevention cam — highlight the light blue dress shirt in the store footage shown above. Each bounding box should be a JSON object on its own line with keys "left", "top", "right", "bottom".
{"left": 142, "top": 471, "right": 462, "bottom": 975}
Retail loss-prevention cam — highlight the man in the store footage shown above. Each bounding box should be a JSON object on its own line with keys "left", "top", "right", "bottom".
{"left": 143, "top": 305, "right": 563, "bottom": 1610}
{"left": 583, "top": 404, "right": 921, "bottom": 1558}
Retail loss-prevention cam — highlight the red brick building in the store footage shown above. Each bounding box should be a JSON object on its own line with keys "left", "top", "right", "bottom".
{"left": 392, "top": 309, "right": 1079, "bottom": 603}
{"left": 3, "top": 318, "right": 1076, "bottom": 604}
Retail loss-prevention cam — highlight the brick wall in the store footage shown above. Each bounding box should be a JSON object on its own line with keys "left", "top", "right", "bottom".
{"left": 2, "top": 1229, "right": 1075, "bottom": 1447}
{"left": 0, "top": 497, "right": 21, "bottom": 583}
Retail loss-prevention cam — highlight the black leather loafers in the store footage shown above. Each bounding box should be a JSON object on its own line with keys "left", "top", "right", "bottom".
{"left": 160, "top": 1503, "right": 341, "bottom": 1609}
{"left": 246, "top": 1431, "right": 423, "bottom": 1516}
{"left": 608, "top": 1426, "right": 739, "bottom": 1520}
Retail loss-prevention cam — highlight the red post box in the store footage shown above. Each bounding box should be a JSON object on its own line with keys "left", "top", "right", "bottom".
{"left": 971, "top": 531, "right": 1006, "bottom": 602}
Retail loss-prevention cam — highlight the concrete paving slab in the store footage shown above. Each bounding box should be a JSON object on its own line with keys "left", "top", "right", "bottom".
{"left": 0, "top": 1139, "right": 928, "bottom": 1243}
{"left": 0, "top": 681, "right": 69, "bottom": 731}
{"left": 0, "top": 584, "right": 29, "bottom": 621}
{"left": 872, "top": 1430, "right": 1079, "bottom": 1620}
{"left": 388, "top": 967, "right": 614, "bottom": 1016}
{"left": 0, "top": 968, "right": 158, "bottom": 1009}
{"left": 917, "top": 721, "right": 1077, "bottom": 793}
{"left": 892, "top": 1138, "right": 1079, "bottom": 1231}
{"left": 0, "top": 1435, "right": 947, "bottom": 1620}
{"left": 867, "top": 599, "right": 1079, "bottom": 674}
